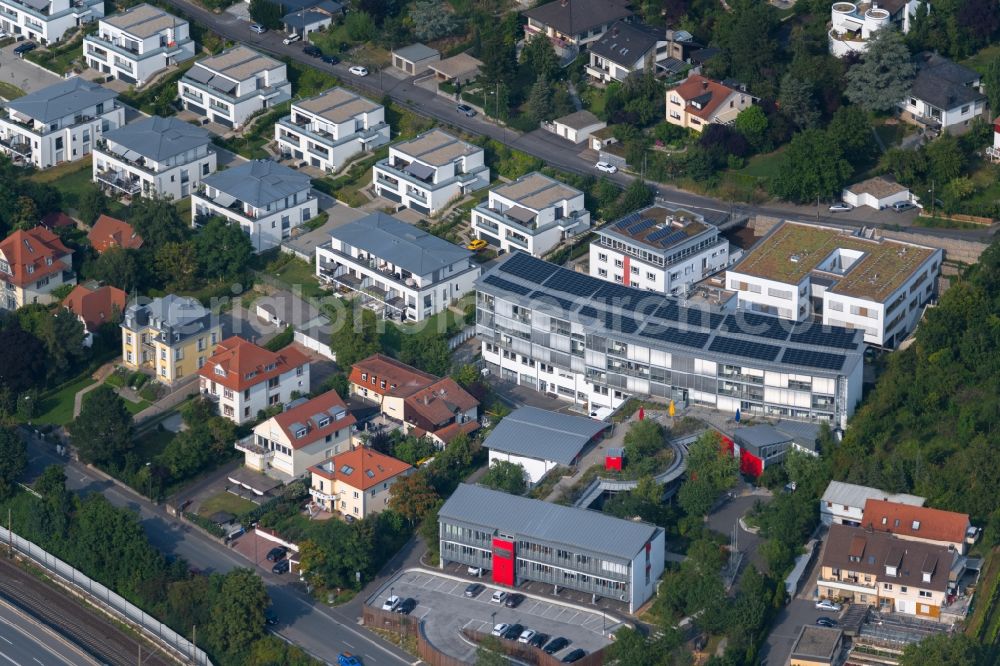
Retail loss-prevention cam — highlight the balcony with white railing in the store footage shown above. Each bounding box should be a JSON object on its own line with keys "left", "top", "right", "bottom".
{"left": 0, "top": 134, "right": 32, "bottom": 162}
{"left": 95, "top": 169, "right": 141, "bottom": 196}
{"left": 308, "top": 486, "right": 339, "bottom": 502}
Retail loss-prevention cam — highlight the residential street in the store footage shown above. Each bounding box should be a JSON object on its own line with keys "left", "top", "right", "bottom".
{"left": 18, "top": 429, "right": 414, "bottom": 666}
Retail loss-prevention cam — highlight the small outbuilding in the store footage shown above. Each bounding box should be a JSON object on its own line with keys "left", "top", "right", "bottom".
{"left": 428, "top": 52, "right": 483, "bottom": 84}
{"left": 841, "top": 176, "right": 911, "bottom": 210}
{"left": 391, "top": 43, "right": 441, "bottom": 76}
{"left": 548, "top": 109, "right": 606, "bottom": 144}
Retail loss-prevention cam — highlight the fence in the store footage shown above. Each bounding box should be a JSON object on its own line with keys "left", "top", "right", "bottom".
{"left": 447, "top": 325, "right": 476, "bottom": 350}
{"left": 362, "top": 607, "right": 606, "bottom": 666}
{"left": 0, "top": 524, "right": 213, "bottom": 666}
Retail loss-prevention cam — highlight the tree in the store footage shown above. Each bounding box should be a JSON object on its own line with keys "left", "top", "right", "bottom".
{"left": 899, "top": 632, "right": 984, "bottom": 666}
{"left": 345, "top": 11, "right": 377, "bottom": 42}
{"left": 0, "top": 428, "right": 27, "bottom": 499}
{"left": 827, "top": 105, "right": 876, "bottom": 166}
{"left": 69, "top": 386, "right": 134, "bottom": 465}
{"left": 925, "top": 134, "right": 965, "bottom": 185}
{"left": 249, "top": 0, "right": 283, "bottom": 30}
{"left": 408, "top": 0, "right": 460, "bottom": 41}
{"left": 388, "top": 472, "right": 440, "bottom": 522}
{"left": 779, "top": 74, "right": 819, "bottom": 129}
{"left": 984, "top": 55, "right": 1000, "bottom": 119}
{"left": 521, "top": 33, "right": 559, "bottom": 82}
{"left": 478, "top": 29, "right": 516, "bottom": 89}
{"left": 155, "top": 241, "right": 199, "bottom": 291}
{"left": 623, "top": 419, "right": 664, "bottom": 462}
{"left": 208, "top": 569, "right": 269, "bottom": 655}
{"left": 0, "top": 325, "right": 46, "bottom": 396}
{"left": 329, "top": 307, "right": 381, "bottom": 368}
{"left": 358, "top": 0, "right": 401, "bottom": 24}
{"left": 845, "top": 29, "right": 915, "bottom": 112}
{"left": 687, "top": 431, "right": 737, "bottom": 489}
{"left": 712, "top": 0, "right": 780, "bottom": 90}
{"left": 93, "top": 246, "right": 139, "bottom": 293}
{"left": 475, "top": 636, "right": 509, "bottom": 666}
{"left": 480, "top": 460, "right": 527, "bottom": 495}
{"left": 78, "top": 185, "right": 107, "bottom": 226}
{"left": 524, "top": 75, "right": 554, "bottom": 123}
{"left": 734, "top": 106, "right": 769, "bottom": 150}
{"left": 772, "top": 129, "right": 852, "bottom": 203}
{"left": 399, "top": 331, "right": 451, "bottom": 376}
{"left": 611, "top": 179, "right": 655, "bottom": 219}
{"left": 12, "top": 196, "right": 38, "bottom": 230}
{"left": 129, "top": 197, "right": 187, "bottom": 249}
{"left": 194, "top": 217, "right": 254, "bottom": 280}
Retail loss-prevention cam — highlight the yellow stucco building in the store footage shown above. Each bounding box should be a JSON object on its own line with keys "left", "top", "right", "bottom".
{"left": 121, "top": 294, "right": 221, "bottom": 385}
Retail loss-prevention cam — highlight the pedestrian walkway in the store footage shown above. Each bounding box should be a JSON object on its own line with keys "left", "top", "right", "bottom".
{"left": 71, "top": 363, "right": 116, "bottom": 418}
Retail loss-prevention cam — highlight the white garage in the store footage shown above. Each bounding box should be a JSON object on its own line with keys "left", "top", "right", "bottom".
{"left": 841, "top": 176, "right": 911, "bottom": 210}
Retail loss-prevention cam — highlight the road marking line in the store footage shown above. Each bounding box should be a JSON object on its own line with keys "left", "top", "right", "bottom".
{"left": 344, "top": 642, "right": 354, "bottom": 649}
{"left": 0, "top": 648, "right": 23, "bottom": 666}
{"left": 0, "top": 637, "right": 9, "bottom": 644}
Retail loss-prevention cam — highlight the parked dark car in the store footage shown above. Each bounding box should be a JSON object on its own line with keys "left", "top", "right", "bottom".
{"left": 395, "top": 598, "right": 417, "bottom": 615}
{"left": 504, "top": 593, "right": 524, "bottom": 608}
{"left": 266, "top": 546, "right": 287, "bottom": 562}
{"left": 303, "top": 44, "right": 322, "bottom": 57}
{"left": 815, "top": 617, "right": 838, "bottom": 628}
{"left": 264, "top": 610, "right": 279, "bottom": 626}
{"left": 271, "top": 559, "right": 290, "bottom": 574}
{"left": 13, "top": 41, "right": 36, "bottom": 57}
{"left": 464, "top": 583, "right": 484, "bottom": 598}
{"left": 544, "top": 637, "right": 569, "bottom": 654}
{"left": 562, "top": 649, "right": 586, "bottom": 663}
{"left": 528, "top": 633, "right": 549, "bottom": 648}
{"left": 502, "top": 623, "right": 524, "bottom": 640}
{"left": 321, "top": 54, "right": 340, "bottom": 64}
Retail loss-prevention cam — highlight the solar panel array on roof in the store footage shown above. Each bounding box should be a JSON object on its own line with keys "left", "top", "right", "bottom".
{"left": 640, "top": 326, "right": 710, "bottom": 349}
{"left": 545, "top": 270, "right": 601, "bottom": 297}
{"left": 594, "top": 282, "right": 646, "bottom": 304}
{"left": 500, "top": 251, "right": 559, "bottom": 283}
{"left": 653, "top": 302, "right": 722, "bottom": 329}
{"left": 709, "top": 336, "right": 781, "bottom": 362}
{"left": 781, "top": 348, "right": 845, "bottom": 371}
{"left": 529, "top": 290, "right": 574, "bottom": 311}
{"left": 483, "top": 275, "right": 532, "bottom": 296}
{"left": 646, "top": 227, "right": 688, "bottom": 247}
{"left": 789, "top": 324, "right": 859, "bottom": 350}
{"left": 614, "top": 211, "right": 643, "bottom": 231}
{"left": 722, "top": 313, "right": 791, "bottom": 341}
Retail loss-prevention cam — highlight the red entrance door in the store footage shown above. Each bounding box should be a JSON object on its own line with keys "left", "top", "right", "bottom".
{"left": 492, "top": 537, "right": 515, "bottom": 586}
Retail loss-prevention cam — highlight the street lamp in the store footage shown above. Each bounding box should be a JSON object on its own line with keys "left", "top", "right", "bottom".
{"left": 145, "top": 461, "right": 152, "bottom": 500}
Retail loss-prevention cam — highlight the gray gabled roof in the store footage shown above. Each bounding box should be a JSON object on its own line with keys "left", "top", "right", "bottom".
{"left": 821, "top": 481, "right": 925, "bottom": 509}
{"left": 330, "top": 212, "right": 472, "bottom": 277}
{"left": 589, "top": 20, "right": 664, "bottom": 67}
{"left": 522, "top": 0, "right": 633, "bottom": 38}
{"left": 8, "top": 78, "right": 117, "bottom": 123}
{"left": 393, "top": 43, "right": 439, "bottom": 62}
{"left": 282, "top": 10, "right": 329, "bottom": 29}
{"left": 202, "top": 160, "right": 311, "bottom": 207}
{"left": 484, "top": 406, "right": 608, "bottom": 466}
{"left": 911, "top": 53, "right": 985, "bottom": 111}
{"left": 440, "top": 484, "right": 661, "bottom": 560}
{"left": 104, "top": 116, "right": 212, "bottom": 162}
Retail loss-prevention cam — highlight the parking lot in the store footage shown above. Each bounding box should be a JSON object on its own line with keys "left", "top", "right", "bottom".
{"left": 371, "top": 570, "right": 616, "bottom": 662}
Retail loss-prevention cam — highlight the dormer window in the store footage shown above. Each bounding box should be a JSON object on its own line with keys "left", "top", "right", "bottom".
{"left": 214, "top": 365, "right": 225, "bottom": 376}
{"left": 912, "top": 521, "right": 920, "bottom": 530}
{"left": 380, "top": 380, "right": 386, "bottom": 389}
{"left": 295, "top": 427, "right": 307, "bottom": 438}
{"left": 886, "top": 565, "right": 897, "bottom": 577}
{"left": 26, "top": 265, "right": 34, "bottom": 274}
{"left": 361, "top": 373, "right": 367, "bottom": 381}
{"left": 318, "top": 416, "right": 330, "bottom": 428}
{"left": 46, "top": 257, "right": 53, "bottom": 265}
{"left": 922, "top": 572, "right": 931, "bottom": 583}
{"left": 265, "top": 362, "right": 276, "bottom": 372}
{"left": 371, "top": 376, "right": 376, "bottom": 384}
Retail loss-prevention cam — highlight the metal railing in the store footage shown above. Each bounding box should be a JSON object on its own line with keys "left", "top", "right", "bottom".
{"left": 0, "top": 524, "right": 213, "bottom": 665}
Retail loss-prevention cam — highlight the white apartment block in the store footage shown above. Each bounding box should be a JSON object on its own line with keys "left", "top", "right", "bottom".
{"left": 373, "top": 128, "right": 489, "bottom": 215}
{"left": 317, "top": 212, "right": 480, "bottom": 322}
{"left": 829, "top": 0, "right": 921, "bottom": 57}
{"left": 0, "top": 0, "right": 103, "bottom": 45}
{"left": 590, "top": 205, "right": 730, "bottom": 296}
{"left": 178, "top": 45, "right": 291, "bottom": 129}
{"left": 275, "top": 86, "right": 389, "bottom": 173}
{"left": 198, "top": 336, "right": 311, "bottom": 425}
{"left": 192, "top": 159, "right": 317, "bottom": 252}
{"left": 471, "top": 171, "right": 590, "bottom": 257}
{"left": 0, "top": 78, "right": 122, "bottom": 168}
{"left": 84, "top": 4, "right": 195, "bottom": 86}
{"left": 727, "top": 222, "right": 941, "bottom": 349}
{"left": 93, "top": 116, "right": 216, "bottom": 200}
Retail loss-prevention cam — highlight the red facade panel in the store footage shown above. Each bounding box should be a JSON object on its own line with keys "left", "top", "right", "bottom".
{"left": 492, "top": 537, "right": 515, "bottom": 586}
{"left": 622, "top": 256, "right": 630, "bottom": 284}
{"left": 739, "top": 449, "right": 763, "bottom": 478}
{"left": 605, "top": 454, "right": 622, "bottom": 471}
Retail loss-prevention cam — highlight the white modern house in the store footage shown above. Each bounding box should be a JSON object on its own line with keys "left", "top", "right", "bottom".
{"left": 198, "top": 336, "right": 311, "bottom": 425}
{"left": 828, "top": 0, "right": 922, "bottom": 57}
{"left": 84, "top": 4, "right": 195, "bottom": 86}
{"left": 274, "top": 87, "right": 389, "bottom": 173}
{"left": 586, "top": 20, "right": 670, "bottom": 84}
{"left": 899, "top": 53, "right": 987, "bottom": 132}
{"left": 590, "top": 205, "right": 730, "bottom": 295}
{"left": 0, "top": 78, "right": 123, "bottom": 168}
{"left": 192, "top": 159, "right": 318, "bottom": 252}
{"left": 372, "top": 128, "right": 489, "bottom": 216}
{"left": 316, "top": 212, "right": 481, "bottom": 322}
{"left": 820, "top": 480, "right": 925, "bottom": 526}
{"left": 178, "top": 45, "right": 291, "bottom": 129}
{"left": 93, "top": 116, "right": 216, "bottom": 200}
{"left": 841, "top": 176, "right": 911, "bottom": 210}
{"left": 471, "top": 172, "right": 590, "bottom": 257}
{"left": 0, "top": 0, "right": 104, "bottom": 45}
{"left": 726, "top": 222, "right": 942, "bottom": 348}
{"left": 237, "top": 390, "right": 356, "bottom": 478}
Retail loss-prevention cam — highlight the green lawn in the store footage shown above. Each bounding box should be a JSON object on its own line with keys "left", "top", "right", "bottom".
{"left": 122, "top": 396, "right": 152, "bottom": 415}
{"left": 26, "top": 42, "right": 82, "bottom": 75}
{"left": 738, "top": 147, "right": 786, "bottom": 180}
{"left": 132, "top": 427, "right": 176, "bottom": 462}
{"left": 197, "top": 491, "right": 257, "bottom": 518}
{"left": 873, "top": 122, "right": 907, "bottom": 150}
{"left": 961, "top": 43, "right": 1000, "bottom": 75}
{"left": 581, "top": 87, "right": 606, "bottom": 117}
{"left": 33, "top": 375, "right": 96, "bottom": 426}
{"left": 28, "top": 157, "right": 96, "bottom": 210}
{"left": 262, "top": 253, "right": 326, "bottom": 300}
{"left": 0, "top": 82, "right": 25, "bottom": 100}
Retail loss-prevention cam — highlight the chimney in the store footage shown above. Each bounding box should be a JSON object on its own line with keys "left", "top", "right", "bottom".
{"left": 612, "top": 26, "right": 619, "bottom": 36}
{"left": 702, "top": 80, "right": 709, "bottom": 90}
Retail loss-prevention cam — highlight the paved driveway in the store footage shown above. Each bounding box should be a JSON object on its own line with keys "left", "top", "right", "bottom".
{"left": 0, "top": 44, "right": 61, "bottom": 96}
{"left": 759, "top": 598, "right": 842, "bottom": 665}
{"left": 372, "top": 570, "right": 615, "bottom": 662}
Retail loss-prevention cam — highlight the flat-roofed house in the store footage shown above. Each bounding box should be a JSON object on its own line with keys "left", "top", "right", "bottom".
{"left": 84, "top": 4, "right": 195, "bottom": 86}
{"left": 0, "top": 0, "right": 104, "bottom": 45}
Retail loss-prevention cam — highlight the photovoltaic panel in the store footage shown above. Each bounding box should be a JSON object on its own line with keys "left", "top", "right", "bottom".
{"left": 640, "top": 326, "right": 710, "bottom": 349}
{"left": 781, "top": 348, "right": 845, "bottom": 371}
{"left": 482, "top": 275, "right": 532, "bottom": 296}
{"left": 722, "top": 313, "right": 790, "bottom": 341}
{"left": 653, "top": 302, "right": 722, "bottom": 330}
{"left": 647, "top": 228, "right": 687, "bottom": 247}
{"left": 529, "top": 291, "right": 575, "bottom": 311}
{"left": 613, "top": 211, "right": 643, "bottom": 231}
{"left": 624, "top": 217, "right": 657, "bottom": 235}
{"left": 579, "top": 305, "right": 599, "bottom": 318}
{"left": 595, "top": 282, "right": 643, "bottom": 304}
{"left": 545, "top": 270, "right": 602, "bottom": 297}
{"left": 579, "top": 305, "right": 640, "bottom": 334}
{"left": 788, "top": 324, "right": 859, "bottom": 350}
{"left": 500, "top": 252, "right": 559, "bottom": 283}
{"left": 708, "top": 336, "right": 781, "bottom": 362}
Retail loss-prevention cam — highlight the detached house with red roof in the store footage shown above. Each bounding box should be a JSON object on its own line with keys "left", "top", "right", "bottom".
{"left": 665, "top": 75, "right": 754, "bottom": 132}
{"left": 350, "top": 354, "right": 480, "bottom": 445}
{"left": 861, "top": 499, "right": 976, "bottom": 555}
{"left": 198, "top": 336, "right": 311, "bottom": 424}
{"left": 62, "top": 284, "right": 127, "bottom": 346}
{"left": 308, "top": 446, "right": 413, "bottom": 519}
{"left": 240, "top": 390, "right": 356, "bottom": 478}
{"left": 88, "top": 214, "right": 144, "bottom": 253}
{"left": 0, "top": 227, "right": 76, "bottom": 311}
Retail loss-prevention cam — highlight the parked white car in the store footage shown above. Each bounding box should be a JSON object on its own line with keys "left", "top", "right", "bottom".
{"left": 828, "top": 202, "right": 853, "bottom": 213}
{"left": 518, "top": 630, "right": 536, "bottom": 644}
{"left": 349, "top": 65, "right": 369, "bottom": 77}
{"left": 490, "top": 590, "right": 507, "bottom": 604}
{"left": 490, "top": 623, "right": 509, "bottom": 637}
{"left": 249, "top": 23, "right": 266, "bottom": 34}
{"left": 282, "top": 33, "right": 301, "bottom": 44}
{"left": 595, "top": 161, "right": 617, "bottom": 174}
{"left": 815, "top": 599, "right": 842, "bottom": 612}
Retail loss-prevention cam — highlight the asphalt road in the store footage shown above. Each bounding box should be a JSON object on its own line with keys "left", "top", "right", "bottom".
{"left": 20, "top": 430, "right": 414, "bottom": 666}
{"left": 0, "top": 599, "right": 98, "bottom": 666}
